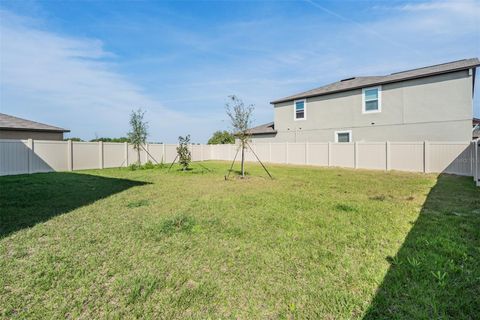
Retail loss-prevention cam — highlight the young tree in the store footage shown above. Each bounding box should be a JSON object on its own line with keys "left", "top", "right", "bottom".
{"left": 177, "top": 135, "right": 192, "bottom": 171}
{"left": 225, "top": 95, "right": 254, "bottom": 177}
{"left": 127, "top": 109, "right": 148, "bottom": 165}
{"left": 207, "top": 130, "right": 235, "bottom": 145}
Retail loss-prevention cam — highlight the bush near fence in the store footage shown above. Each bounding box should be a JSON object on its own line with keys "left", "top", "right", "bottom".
{"left": 0, "top": 139, "right": 479, "bottom": 185}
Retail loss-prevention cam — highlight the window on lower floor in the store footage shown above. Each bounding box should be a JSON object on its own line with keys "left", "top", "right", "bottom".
{"left": 335, "top": 130, "right": 351, "bottom": 143}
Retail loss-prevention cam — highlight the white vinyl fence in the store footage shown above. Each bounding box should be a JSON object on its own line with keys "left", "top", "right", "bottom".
{"left": 1, "top": 139, "right": 479, "bottom": 185}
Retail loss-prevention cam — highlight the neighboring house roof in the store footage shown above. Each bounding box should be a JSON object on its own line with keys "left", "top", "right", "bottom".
{"left": 247, "top": 122, "right": 276, "bottom": 135}
{"left": 0, "top": 113, "right": 69, "bottom": 133}
{"left": 474, "top": 126, "right": 480, "bottom": 139}
{"left": 474, "top": 118, "right": 480, "bottom": 139}
{"left": 271, "top": 58, "right": 480, "bottom": 104}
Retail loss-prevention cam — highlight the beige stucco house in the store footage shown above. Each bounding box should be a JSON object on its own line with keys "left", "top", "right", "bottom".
{"left": 249, "top": 58, "right": 479, "bottom": 143}
{"left": 0, "top": 113, "right": 69, "bottom": 140}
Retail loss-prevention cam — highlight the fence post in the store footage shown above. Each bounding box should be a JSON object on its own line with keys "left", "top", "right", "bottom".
{"left": 124, "top": 142, "right": 128, "bottom": 167}
{"left": 424, "top": 140, "right": 430, "bottom": 173}
{"left": 162, "top": 143, "right": 166, "bottom": 163}
{"left": 354, "top": 142, "right": 358, "bottom": 169}
{"left": 475, "top": 140, "right": 479, "bottom": 186}
{"left": 328, "top": 142, "right": 332, "bottom": 166}
{"left": 269, "top": 143, "right": 272, "bottom": 162}
{"left": 386, "top": 141, "right": 391, "bottom": 171}
{"left": 286, "top": 142, "right": 289, "bottom": 164}
{"left": 27, "top": 138, "right": 34, "bottom": 173}
{"left": 305, "top": 142, "right": 309, "bottom": 165}
{"left": 99, "top": 141, "right": 104, "bottom": 169}
{"left": 67, "top": 140, "right": 73, "bottom": 171}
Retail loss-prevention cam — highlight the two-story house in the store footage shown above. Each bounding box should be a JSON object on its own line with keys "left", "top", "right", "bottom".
{"left": 249, "top": 58, "right": 479, "bottom": 143}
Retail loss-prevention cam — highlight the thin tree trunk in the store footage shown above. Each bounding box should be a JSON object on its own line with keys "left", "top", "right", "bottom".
{"left": 137, "top": 147, "right": 141, "bottom": 165}
{"left": 241, "top": 142, "right": 245, "bottom": 177}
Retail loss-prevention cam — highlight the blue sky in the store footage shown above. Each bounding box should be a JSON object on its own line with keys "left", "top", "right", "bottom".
{"left": 1, "top": 0, "right": 479, "bottom": 143}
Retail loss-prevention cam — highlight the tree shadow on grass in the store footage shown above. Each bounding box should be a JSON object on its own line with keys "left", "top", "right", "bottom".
{"left": 0, "top": 172, "right": 147, "bottom": 239}
{"left": 363, "top": 174, "right": 480, "bottom": 319}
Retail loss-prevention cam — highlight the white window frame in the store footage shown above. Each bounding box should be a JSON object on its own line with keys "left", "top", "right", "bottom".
{"left": 335, "top": 130, "right": 352, "bottom": 143}
{"left": 362, "top": 86, "right": 382, "bottom": 114}
{"left": 294, "top": 99, "right": 306, "bottom": 121}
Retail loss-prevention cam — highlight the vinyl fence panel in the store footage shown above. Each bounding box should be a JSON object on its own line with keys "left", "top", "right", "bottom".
{"left": 128, "top": 145, "right": 148, "bottom": 165}
{"left": 270, "top": 143, "right": 287, "bottom": 164}
{"left": 164, "top": 144, "right": 177, "bottom": 163}
{"left": 389, "top": 142, "right": 424, "bottom": 172}
{"left": 287, "top": 143, "right": 307, "bottom": 165}
{"left": 475, "top": 140, "right": 480, "bottom": 186}
{"left": 250, "top": 143, "right": 270, "bottom": 163}
{"left": 33, "top": 140, "right": 69, "bottom": 172}
{"left": 357, "top": 142, "right": 387, "bottom": 170}
{"left": 331, "top": 143, "right": 355, "bottom": 168}
{"left": 73, "top": 142, "right": 99, "bottom": 170}
{"left": 104, "top": 143, "right": 126, "bottom": 168}
{"left": 428, "top": 142, "right": 472, "bottom": 176}
{"left": 0, "top": 139, "right": 29, "bottom": 175}
{"left": 147, "top": 143, "right": 165, "bottom": 164}
{"left": 190, "top": 144, "right": 203, "bottom": 161}
{"left": 307, "top": 143, "right": 329, "bottom": 166}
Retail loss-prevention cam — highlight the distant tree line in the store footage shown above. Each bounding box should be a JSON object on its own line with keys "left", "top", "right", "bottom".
{"left": 64, "top": 137, "right": 129, "bottom": 142}
{"left": 207, "top": 130, "right": 235, "bottom": 145}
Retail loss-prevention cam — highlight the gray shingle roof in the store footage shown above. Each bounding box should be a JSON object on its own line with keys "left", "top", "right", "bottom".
{"left": 247, "top": 122, "right": 276, "bottom": 135}
{"left": 271, "top": 58, "right": 480, "bottom": 104}
{"left": 0, "top": 113, "right": 69, "bottom": 132}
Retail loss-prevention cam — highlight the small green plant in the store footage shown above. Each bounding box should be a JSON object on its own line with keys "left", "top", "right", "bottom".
{"left": 128, "top": 163, "right": 140, "bottom": 171}
{"left": 431, "top": 271, "right": 447, "bottom": 287}
{"left": 335, "top": 203, "right": 357, "bottom": 212}
{"left": 177, "top": 135, "right": 192, "bottom": 171}
{"left": 126, "top": 276, "right": 161, "bottom": 305}
{"left": 157, "top": 158, "right": 166, "bottom": 169}
{"left": 407, "top": 257, "right": 421, "bottom": 268}
{"left": 160, "top": 214, "right": 196, "bottom": 234}
{"left": 127, "top": 200, "right": 149, "bottom": 208}
{"left": 391, "top": 256, "right": 402, "bottom": 266}
{"left": 143, "top": 161, "right": 155, "bottom": 169}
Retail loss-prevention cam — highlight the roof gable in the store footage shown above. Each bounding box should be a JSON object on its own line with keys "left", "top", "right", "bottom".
{"left": 247, "top": 122, "right": 276, "bottom": 135}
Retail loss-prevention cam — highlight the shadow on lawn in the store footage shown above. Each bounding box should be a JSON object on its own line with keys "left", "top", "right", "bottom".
{"left": 363, "top": 174, "right": 480, "bottom": 319}
{"left": 0, "top": 172, "right": 147, "bottom": 239}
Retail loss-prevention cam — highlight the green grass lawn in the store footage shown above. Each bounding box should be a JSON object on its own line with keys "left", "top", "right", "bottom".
{"left": 1, "top": 162, "right": 479, "bottom": 319}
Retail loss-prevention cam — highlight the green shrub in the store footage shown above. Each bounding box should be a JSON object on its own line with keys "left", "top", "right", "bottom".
{"left": 143, "top": 161, "right": 155, "bottom": 169}
{"left": 128, "top": 163, "right": 140, "bottom": 171}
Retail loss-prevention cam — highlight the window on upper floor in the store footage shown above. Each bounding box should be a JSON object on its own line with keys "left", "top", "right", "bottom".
{"left": 335, "top": 130, "right": 352, "bottom": 143}
{"left": 362, "top": 86, "right": 381, "bottom": 113}
{"left": 294, "top": 99, "right": 306, "bottom": 120}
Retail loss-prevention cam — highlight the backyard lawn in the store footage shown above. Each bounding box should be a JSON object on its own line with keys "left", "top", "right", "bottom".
{"left": 1, "top": 162, "right": 479, "bottom": 319}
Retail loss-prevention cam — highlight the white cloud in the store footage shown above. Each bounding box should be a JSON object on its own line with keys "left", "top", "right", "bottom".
{"left": 0, "top": 10, "right": 213, "bottom": 142}
{"left": 398, "top": 0, "right": 480, "bottom": 15}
